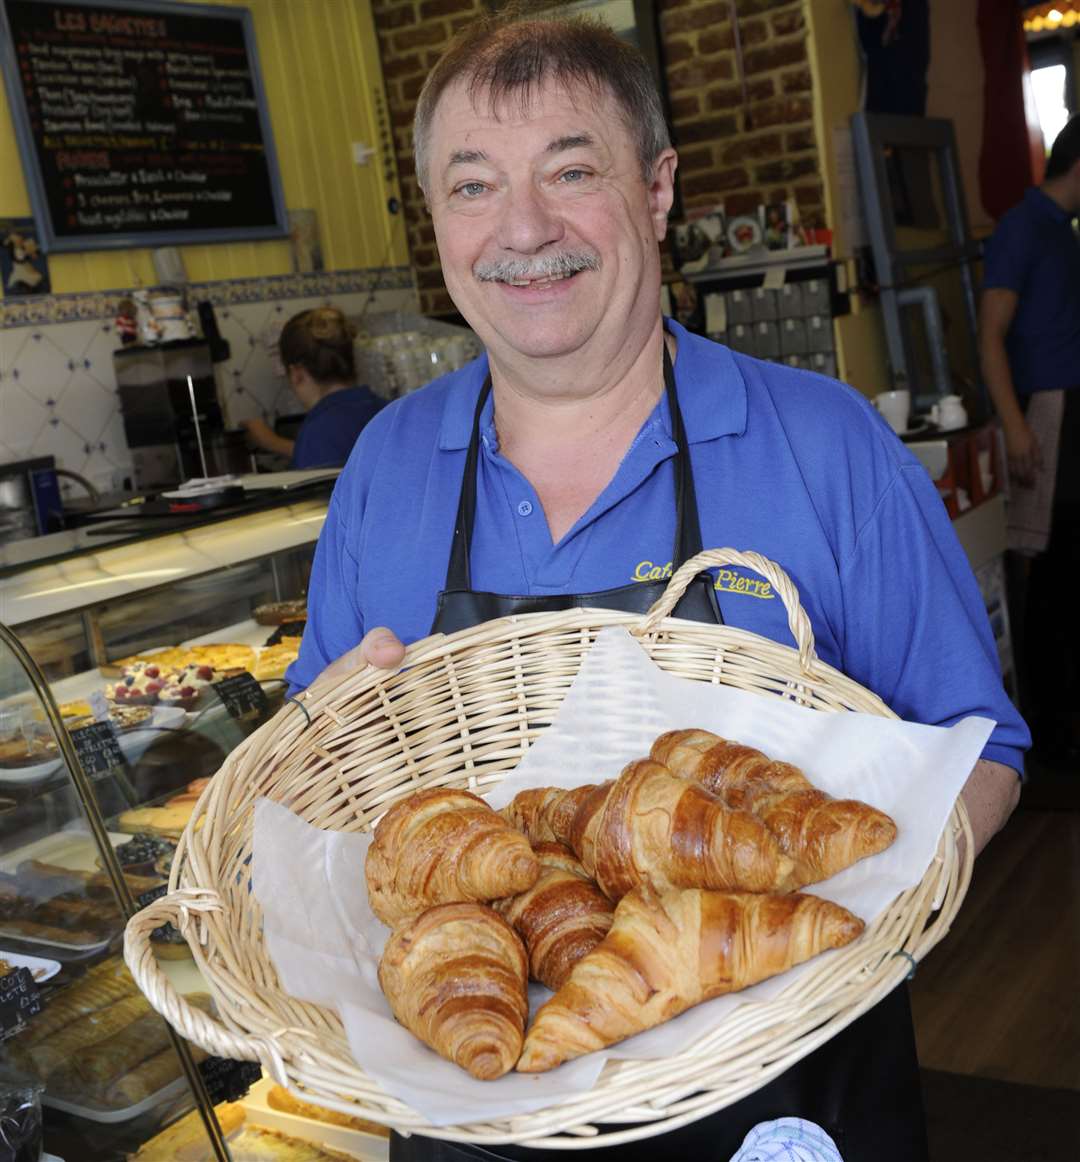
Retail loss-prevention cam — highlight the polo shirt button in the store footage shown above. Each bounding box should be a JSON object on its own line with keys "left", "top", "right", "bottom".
{"left": 517, "top": 500, "right": 533, "bottom": 517}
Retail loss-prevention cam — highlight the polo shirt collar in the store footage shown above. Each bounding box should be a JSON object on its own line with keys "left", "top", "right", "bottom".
{"left": 437, "top": 317, "right": 747, "bottom": 451}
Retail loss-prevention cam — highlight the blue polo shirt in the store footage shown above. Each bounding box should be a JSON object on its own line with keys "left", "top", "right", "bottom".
{"left": 982, "top": 186, "right": 1080, "bottom": 395}
{"left": 291, "top": 385, "right": 386, "bottom": 469}
{"left": 288, "top": 321, "right": 1028, "bottom": 772}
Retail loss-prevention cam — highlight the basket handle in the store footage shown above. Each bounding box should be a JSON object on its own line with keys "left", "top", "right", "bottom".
{"left": 124, "top": 889, "right": 289, "bottom": 1084}
{"left": 635, "top": 548, "right": 817, "bottom": 673}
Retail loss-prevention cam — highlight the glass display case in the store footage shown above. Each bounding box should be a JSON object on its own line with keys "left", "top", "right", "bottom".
{"left": 0, "top": 622, "right": 234, "bottom": 1161}
{"left": 0, "top": 482, "right": 389, "bottom": 1159}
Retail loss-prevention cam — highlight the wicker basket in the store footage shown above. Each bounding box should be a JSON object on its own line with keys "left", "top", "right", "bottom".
{"left": 124, "top": 548, "right": 972, "bottom": 1149}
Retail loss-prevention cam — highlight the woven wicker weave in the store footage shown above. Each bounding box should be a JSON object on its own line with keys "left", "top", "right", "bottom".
{"left": 124, "top": 548, "right": 973, "bottom": 1149}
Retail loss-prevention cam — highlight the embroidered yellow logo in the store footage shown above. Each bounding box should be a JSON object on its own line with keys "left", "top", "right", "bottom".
{"left": 631, "top": 560, "right": 774, "bottom": 599}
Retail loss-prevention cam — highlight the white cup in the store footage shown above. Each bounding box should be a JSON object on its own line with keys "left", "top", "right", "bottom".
{"left": 874, "top": 389, "right": 911, "bottom": 434}
{"left": 930, "top": 395, "right": 968, "bottom": 431}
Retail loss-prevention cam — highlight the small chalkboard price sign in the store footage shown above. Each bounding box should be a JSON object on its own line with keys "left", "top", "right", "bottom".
{"left": 198, "top": 1054, "right": 261, "bottom": 1104}
{"left": 137, "top": 882, "right": 168, "bottom": 910}
{"left": 0, "top": 0, "right": 287, "bottom": 252}
{"left": 212, "top": 672, "right": 267, "bottom": 721}
{"left": 69, "top": 719, "right": 125, "bottom": 780}
{"left": 0, "top": 967, "right": 42, "bottom": 1042}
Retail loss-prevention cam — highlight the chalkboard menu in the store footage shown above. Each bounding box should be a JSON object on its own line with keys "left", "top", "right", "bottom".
{"left": 212, "top": 671, "right": 268, "bottom": 721}
{"left": 69, "top": 718, "right": 125, "bottom": 779}
{"left": 0, "top": 967, "right": 41, "bottom": 1042}
{"left": 0, "top": 0, "right": 287, "bottom": 252}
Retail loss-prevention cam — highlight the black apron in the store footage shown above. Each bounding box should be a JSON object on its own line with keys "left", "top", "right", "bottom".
{"left": 431, "top": 348, "right": 723, "bottom": 633}
{"left": 395, "top": 351, "right": 928, "bottom": 1162}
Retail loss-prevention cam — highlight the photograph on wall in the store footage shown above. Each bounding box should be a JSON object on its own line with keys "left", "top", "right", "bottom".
{"left": 671, "top": 207, "right": 728, "bottom": 273}
{"left": 760, "top": 201, "right": 802, "bottom": 251}
{"left": 0, "top": 217, "right": 50, "bottom": 296}
{"left": 288, "top": 209, "right": 324, "bottom": 273}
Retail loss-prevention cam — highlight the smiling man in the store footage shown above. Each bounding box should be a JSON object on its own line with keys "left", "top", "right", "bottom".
{"left": 286, "top": 12, "right": 1027, "bottom": 1161}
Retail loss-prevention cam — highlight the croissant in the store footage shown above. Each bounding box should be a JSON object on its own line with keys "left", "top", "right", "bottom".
{"left": 652, "top": 729, "right": 897, "bottom": 887}
{"left": 580, "top": 760, "right": 795, "bottom": 899}
{"left": 501, "top": 784, "right": 602, "bottom": 848}
{"left": 365, "top": 788, "right": 540, "bottom": 926}
{"left": 517, "top": 885, "right": 865, "bottom": 1072}
{"left": 494, "top": 842, "right": 615, "bottom": 991}
{"left": 378, "top": 902, "right": 528, "bottom": 1080}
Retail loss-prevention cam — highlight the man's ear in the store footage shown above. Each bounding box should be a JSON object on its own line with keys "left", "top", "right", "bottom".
{"left": 648, "top": 149, "right": 678, "bottom": 242}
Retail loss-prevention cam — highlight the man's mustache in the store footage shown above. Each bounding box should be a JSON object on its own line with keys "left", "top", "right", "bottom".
{"left": 473, "top": 251, "right": 601, "bottom": 282}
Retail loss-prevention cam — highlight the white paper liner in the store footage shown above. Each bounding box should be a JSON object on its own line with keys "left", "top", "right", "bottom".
{"left": 253, "top": 627, "right": 993, "bottom": 1126}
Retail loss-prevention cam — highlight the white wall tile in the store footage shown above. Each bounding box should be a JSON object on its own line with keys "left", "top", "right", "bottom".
{"left": 2, "top": 382, "right": 50, "bottom": 456}
{"left": 55, "top": 370, "right": 118, "bottom": 445}
{"left": 9, "top": 332, "right": 73, "bottom": 407}
{"left": 30, "top": 416, "right": 88, "bottom": 472}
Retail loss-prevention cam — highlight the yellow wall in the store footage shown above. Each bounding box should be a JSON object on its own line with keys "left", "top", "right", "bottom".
{"left": 926, "top": 0, "right": 991, "bottom": 238}
{"left": 0, "top": 0, "right": 407, "bottom": 292}
{"left": 805, "top": 0, "right": 891, "bottom": 398}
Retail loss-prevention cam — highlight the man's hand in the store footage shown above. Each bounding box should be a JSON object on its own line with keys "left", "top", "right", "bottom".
{"left": 959, "top": 758, "right": 1021, "bottom": 859}
{"left": 1002, "top": 414, "right": 1043, "bottom": 487}
{"left": 318, "top": 626, "right": 406, "bottom": 685}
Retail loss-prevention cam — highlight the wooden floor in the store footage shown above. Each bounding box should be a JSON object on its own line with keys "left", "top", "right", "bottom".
{"left": 909, "top": 790, "right": 1080, "bottom": 1091}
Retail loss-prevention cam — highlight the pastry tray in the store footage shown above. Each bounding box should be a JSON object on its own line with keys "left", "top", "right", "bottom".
{"left": 0, "top": 705, "right": 187, "bottom": 787}
{"left": 0, "top": 829, "right": 128, "bottom": 960}
{"left": 242, "top": 1078, "right": 388, "bottom": 1161}
{"left": 0, "top": 947, "right": 62, "bottom": 982}
{"left": 43, "top": 1074, "right": 187, "bottom": 1124}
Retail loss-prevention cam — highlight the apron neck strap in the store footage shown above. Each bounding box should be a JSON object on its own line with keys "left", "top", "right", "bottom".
{"left": 444, "top": 338, "right": 704, "bottom": 592}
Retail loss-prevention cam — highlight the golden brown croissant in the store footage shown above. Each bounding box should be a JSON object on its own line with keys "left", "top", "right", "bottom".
{"left": 499, "top": 788, "right": 563, "bottom": 843}
{"left": 494, "top": 842, "right": 615, "bottom": 990}
{"left": 517, "top": 885, "right": 864, "bottom": 1072}
{"left": 582, "top": 760, "right": 795, "bottom": 899}
{"left": 378, "top": 902, "right": 528, "bottom": 1080}
{"left": 501, "top": 784, "right": 601, "bottom": 848}
{"left": 652, "top": 729, "right": 897, "bottom": 887}
{"left": 365, "top": 788, "right": 540, "bottom": 927}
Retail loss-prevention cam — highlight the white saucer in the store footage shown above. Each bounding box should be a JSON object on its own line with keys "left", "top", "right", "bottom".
{"left": 898, "top": 418, "right": 932, "bottom": 438}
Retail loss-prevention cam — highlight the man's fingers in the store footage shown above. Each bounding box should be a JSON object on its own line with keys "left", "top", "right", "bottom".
{"left": 361, "top": 627, "right": 406, "bottom": 669}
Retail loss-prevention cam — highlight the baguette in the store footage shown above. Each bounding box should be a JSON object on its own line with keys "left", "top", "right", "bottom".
{"left": 129, "top": 1102, "right": 246, "bottom": 1161}
{"left": 28, "top": 993, "right": 150, "bottom": 1078}
{"left": 67, "top": 994, "right": 213, "bottom": 1089}
{"left": 265, "top": 1085, "right": 390, "bottom": 1136}
{"left": 22, "top": 965, "right": 135, "bottom": 1045}
{"left": 105, "top": 1043, "right": 205, "bottom": 1106}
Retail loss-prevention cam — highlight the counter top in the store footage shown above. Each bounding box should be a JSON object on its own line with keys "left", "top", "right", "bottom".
{"left": 0, "top": 470, "right": 339, "bottom": 582}
{"left": 0, "top": 493, "right": 330, "bottom": 627}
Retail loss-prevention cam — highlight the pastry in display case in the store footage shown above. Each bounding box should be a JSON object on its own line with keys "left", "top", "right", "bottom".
{"left": 0, "top": 489, "right": 399, "bottom": 1158}
{"left": 0, "top": 624, "right": 226, "bottom": 1161}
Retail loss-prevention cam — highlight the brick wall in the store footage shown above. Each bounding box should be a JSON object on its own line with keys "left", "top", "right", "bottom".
{"left": 371, "top": 0, "right": 822, "bottom": 316}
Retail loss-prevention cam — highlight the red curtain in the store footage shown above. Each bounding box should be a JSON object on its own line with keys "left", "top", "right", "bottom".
{"left": 978, "top": 0, "right": 1046, "bottom": 220}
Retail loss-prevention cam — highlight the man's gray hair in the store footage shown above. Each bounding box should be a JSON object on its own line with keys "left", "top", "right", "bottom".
{"left": 413, "top": 11, "right": 672, "bottom": 197}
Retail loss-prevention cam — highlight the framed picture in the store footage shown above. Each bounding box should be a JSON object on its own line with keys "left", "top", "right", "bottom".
{"left": 671, "top": 206, "right": 728, "bottom": 272}
{"left": 0, "top": 217, "right": 49, "bottom": 296}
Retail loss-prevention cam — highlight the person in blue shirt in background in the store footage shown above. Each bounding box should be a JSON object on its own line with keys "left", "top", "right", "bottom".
{"left": 286, "top": 11, "right": 1026, "bottom": 1161}
{"left": 243, "top": 306, "right": 385, "bottom": 469}
{"left": 980, "top": 115, "right": 1080, "bottom": 761}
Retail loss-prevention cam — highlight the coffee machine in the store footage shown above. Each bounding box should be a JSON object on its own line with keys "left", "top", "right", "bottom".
{"left": 113, "top": 339, "right": 247, "bottom": 488}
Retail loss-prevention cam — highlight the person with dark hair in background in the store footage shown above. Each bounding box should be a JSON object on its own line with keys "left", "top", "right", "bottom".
{"left": 287, "top": 11, "right": 1026, "bottom": 1161}
{"left": 243, "top": 306, "right": 385, "bottom": 469}
{"left": 980, "top": 114, "right": 1080, "bottom": 761}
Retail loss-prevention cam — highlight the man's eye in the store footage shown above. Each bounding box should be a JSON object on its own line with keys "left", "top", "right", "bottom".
{"left": 558, "top": 169, "right": 589, "bottom": 183}
{"left": 455, "top": 182, "right": 487, "bottom": 198}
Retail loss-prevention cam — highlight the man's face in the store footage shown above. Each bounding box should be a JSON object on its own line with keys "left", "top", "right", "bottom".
{"left": 425, "top": 77, "right": 676, "bottom": 370}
